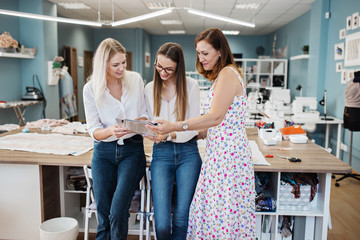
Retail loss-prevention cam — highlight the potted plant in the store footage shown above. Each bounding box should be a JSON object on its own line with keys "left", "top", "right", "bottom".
{"left": 302, "top": 45, "right": 309, "bottom": 54}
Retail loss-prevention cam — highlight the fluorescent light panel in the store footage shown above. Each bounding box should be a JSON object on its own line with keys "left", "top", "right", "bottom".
{"left": 187, "top": 9, "right": 255, "bottom": 28}
{"left": 168, "top": 30, "right": 185, "bottom": 34}
{"left": 146, "top": 2, "right": 172, "bottom": 9}
{"left": 111, "top": 8, "right": 173, "bottom": 26}
{"left": 0, "top": 8, "right": 102, "bottom": 27}
{"left": 235, "top": 3, "right": 262, "bottom": 10}
{"left": 58, "top": 3, "right": 90, "bottom": 9}
{"left": 160, "top": 20, "right": 182, "bottom": 25}
{"left": 222, "top": 30, "right": 240, "bottom": 35}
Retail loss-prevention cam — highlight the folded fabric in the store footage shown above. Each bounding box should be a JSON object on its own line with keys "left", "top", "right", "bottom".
{"left": 280, "top": 125, "right": 306, "bottom": 135}
{"left": 66, "top": 179, "right": 86, "bottom": 191}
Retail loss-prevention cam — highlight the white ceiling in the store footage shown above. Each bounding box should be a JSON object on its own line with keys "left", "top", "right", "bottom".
{"left": 47, "top": 0, "right": 316, "bottom": 35}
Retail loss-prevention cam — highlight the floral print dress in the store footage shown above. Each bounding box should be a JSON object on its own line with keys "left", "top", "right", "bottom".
{"left": 187, "top": 67, "right": 256, "bottom": 239}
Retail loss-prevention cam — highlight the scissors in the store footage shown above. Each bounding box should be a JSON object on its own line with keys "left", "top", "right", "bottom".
{"left": 276, "top": 155, "right": 302, "bottom": 162}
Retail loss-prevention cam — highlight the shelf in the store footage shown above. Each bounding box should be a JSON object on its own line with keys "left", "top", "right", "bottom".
{"left": 239, "top": 58, "right": 288, "bottom": 90}
{"left": 64, "top": 189, "right": 86, "bottom": 194}
{"left": 0, "top": 52, "right": 34, "bottom": 59}
{"left": 290, "top": 54, "right": 309, "bottom": 60}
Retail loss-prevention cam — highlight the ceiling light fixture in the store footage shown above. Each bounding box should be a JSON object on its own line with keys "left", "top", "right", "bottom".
{"left": 0, "top": 8, "right": 102, "bottom": 27}
{"left": 58, "top": 3, "right": 91, "bottom": 10}
{"left": 187, "top": 8, "right": 255, "bottom": 28}
{"left": 146, "top": 2, "right": 172, "bottom": 10}
{"left": 222, "top": 30, "right": 240, "bottom": 35}
{"left": 235, "top": 3, "right": 262, "bottom": 10}
{"left": 111, "top": 8, "right": 173, "bottom": 27}
{"left": 160, "top": 20, "right": 182, "bottom": 25}
{"left": 168, "top": 30, "right": 185, "bottom": 34}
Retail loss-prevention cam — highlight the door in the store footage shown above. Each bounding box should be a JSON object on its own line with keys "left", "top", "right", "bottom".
{"left": 84, "top": 50, "right": 93, "bottom": 83}
{"left": 62, "top": 46, "right": 78, "bottom": 121}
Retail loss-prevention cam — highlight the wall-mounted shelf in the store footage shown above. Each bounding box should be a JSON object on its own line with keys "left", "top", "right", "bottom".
{"left": 0, "top": 52, "right": 34, "bottom": 59}
{"left": 290, "top": 54, "right": 309, "bottom": 60}
{"left": 235, "top": 58, "right": 288, "bottom": 89}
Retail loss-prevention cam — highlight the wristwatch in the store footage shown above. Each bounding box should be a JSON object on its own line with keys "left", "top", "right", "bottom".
{"left": 182, "top": 121, "right": 189, "bottom": 131}
{"left": 166, "top": 133, "right": 172, "bottom": 141}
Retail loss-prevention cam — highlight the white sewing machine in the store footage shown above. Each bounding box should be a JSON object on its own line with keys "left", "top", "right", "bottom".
{"left": 247, "top": 91, "right": 263, "bottom": 111}
{"left": 263, "top": 89, "right": 292, "bottom": 118}
{"left": 292, "top": 97, "right": 320, "bottom": 119}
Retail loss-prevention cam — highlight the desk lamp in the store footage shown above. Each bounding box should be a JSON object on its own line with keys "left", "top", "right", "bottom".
{"left": 319, "top": 90, "right": 333, "bottom": 121}
{"left": 296, "top": 85, "right": 302, "bottom": 97}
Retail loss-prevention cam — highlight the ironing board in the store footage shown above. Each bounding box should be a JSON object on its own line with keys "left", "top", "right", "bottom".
{"left": 0, "top": 100, "right": 42, "bottom": 126}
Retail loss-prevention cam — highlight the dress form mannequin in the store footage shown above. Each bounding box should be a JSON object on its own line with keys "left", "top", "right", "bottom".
{"left": 335, "top": 71, "right": 360, "bottom": 186}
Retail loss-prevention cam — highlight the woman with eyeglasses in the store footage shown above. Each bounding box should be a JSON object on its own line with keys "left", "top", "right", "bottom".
{"left": 144, "top": 42, "right": 202, "bottom": 240}
{"left": 146, "top": 28, "right": 256, "bottom": 239}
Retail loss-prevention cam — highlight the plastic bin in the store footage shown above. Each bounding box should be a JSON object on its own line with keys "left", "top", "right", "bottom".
{"left": 40, "top": 217, "right": 79, "bottom": 240}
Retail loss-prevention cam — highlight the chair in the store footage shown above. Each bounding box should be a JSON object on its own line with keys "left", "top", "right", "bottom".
{"left": 83, "top": 165, "right": 148, "bottom": 240}
{"left": 145, "top": 167, "right": 157, "bottom": 240}
{"left": 83, "top": 165, "right": 98, "bottom": 240}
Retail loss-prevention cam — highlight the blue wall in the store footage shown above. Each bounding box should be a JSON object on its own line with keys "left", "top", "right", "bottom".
{"left": 324, "top": 0, "right": 360, "bottom": 170}
{"left": 1, "top": 0, "right": 359, "bottom": 171}
{"left": 149, "top": 35, "right": 269, "bottom": 81}
{"left": 0, "top": 0, "right": 22, "bottom": 123}
{"left": 57, "top": 22, "right": 94, "bottom": 120}
{"left": 272, "top": 0, "right": 360, "bottom": 170}
{"left": 268, "top": 11, "right": 311, "bottom": 100}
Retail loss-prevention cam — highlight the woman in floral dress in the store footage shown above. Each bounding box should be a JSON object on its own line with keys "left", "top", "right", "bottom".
{"left": 146, "top": 27, "right": 256, "bottom": 239}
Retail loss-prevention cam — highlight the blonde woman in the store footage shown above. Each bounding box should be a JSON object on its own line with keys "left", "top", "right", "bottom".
{"left": 144, "top": 42, "right": 202, "bottom": 239}
{"left": 83, "top": 38, "right": 147, "bottom": 239}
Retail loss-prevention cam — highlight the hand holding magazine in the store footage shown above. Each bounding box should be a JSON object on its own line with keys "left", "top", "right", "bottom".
{"left": 116, "top": 118, "right": 158, "bottom": 137}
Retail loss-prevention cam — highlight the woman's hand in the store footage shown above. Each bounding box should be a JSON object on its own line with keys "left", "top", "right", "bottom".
{"left": 110, "top": 125, "right": 132, "bottom": 138}
{"left": 144, "top": 134, "right": 167, "bottom": 144}
{"left": 197, "top": 129, "right": 207, "bottom": 140}
{"left": 146, "top": 119, "right": 177, "bottom": 135}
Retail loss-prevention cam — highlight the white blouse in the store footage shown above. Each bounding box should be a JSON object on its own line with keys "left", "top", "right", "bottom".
{"left": 83, "top": 71, "right": 148, "bottom": 145}
{"left": 144, "top": 77, "right": 200, "bottom": 143}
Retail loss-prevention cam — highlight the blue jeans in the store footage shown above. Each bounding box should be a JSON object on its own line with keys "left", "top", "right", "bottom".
{"left": 151, "top": 137, "right": 202, "bottom": 240}
{"left": 91, "top": 135, "right": 146, "bottom": 240}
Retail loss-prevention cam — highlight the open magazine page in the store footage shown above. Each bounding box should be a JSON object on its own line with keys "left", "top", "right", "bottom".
{"left": 116, "top": 118, "right": 157, "bottom": 137}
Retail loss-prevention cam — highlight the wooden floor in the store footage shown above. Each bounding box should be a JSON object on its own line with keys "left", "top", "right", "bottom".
{"left": 328, "top": 171, "right": 360, "bottom": 240}
{"left": 77, "top": 172, "right": 360, "bottom": 240}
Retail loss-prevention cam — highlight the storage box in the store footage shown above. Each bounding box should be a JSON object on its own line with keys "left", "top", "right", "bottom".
{"left": 278, "top": 183, "right": 317, "bottom": 211}
{"left": 258, "top": 128, "right": 277, "bottom": 139}
{"left": 280, "top": 125, "right": 306, "bottom": 140}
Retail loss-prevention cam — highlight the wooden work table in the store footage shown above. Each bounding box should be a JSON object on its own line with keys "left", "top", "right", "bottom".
{"left": 0, "top": 128, "right": 351, "bottom": 240}
{"left": 0, "top": 128, "right": 350, "bottom": 173}
{"left": 245, "top": 128, "right": 351, "bottom": 174}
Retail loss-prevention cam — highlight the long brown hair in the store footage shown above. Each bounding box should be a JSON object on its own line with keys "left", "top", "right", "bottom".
{"left": 153, "top": 42, "right": 188, "bottom": 121}
{"left": 195, "top": 28, "right": 242, "bottom": 81}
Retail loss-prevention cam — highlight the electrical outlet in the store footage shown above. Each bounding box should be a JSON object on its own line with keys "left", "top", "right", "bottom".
{"left": 325, "top": 12, "right": 331, "bottom": 19}
{"left": 340, "top": 142, "right": 348, "bottom": 152}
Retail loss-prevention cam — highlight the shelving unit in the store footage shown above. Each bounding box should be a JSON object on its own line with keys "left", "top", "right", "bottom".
{"left": 0, "top": 52, "right": 34, "bottom": 59}
{"left": 255, "top": 172, "right": 330, "bottom": 240}
{"left": 59, "top": 166, "right": 151, "bottom": 236}
{"left": 235, "top": 58, "right": 288, "bottom": 89}
{"left": 186, "top": 71, "right": 211, "bottom": 90}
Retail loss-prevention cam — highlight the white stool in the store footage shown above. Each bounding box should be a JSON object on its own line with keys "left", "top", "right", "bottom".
{"left": 40, "top": 217, "right": 79, "bottom": 240}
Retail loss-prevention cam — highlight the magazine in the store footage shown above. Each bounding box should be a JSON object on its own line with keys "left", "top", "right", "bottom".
{"left": 116, "top": 118, "right": 157, "bottom": 137}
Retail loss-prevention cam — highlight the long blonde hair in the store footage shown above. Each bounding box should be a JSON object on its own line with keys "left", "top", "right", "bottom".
{"left": 88, "top": 38, "right": 132, "bottom": 105}
{"left": 153, "top": 42, "right": 188, "bottom": 121}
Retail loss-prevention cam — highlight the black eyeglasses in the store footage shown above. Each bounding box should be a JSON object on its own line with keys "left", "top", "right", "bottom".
{"left": 154, "top": 63, "right": 175, "bottom": 74}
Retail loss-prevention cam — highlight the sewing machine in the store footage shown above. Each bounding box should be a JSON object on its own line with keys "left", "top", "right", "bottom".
{"left": 263, "top": 89, "right": 292, "bottom": 118}
{"left": 292, "top": 97, "right": 320, "bottom": 119}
